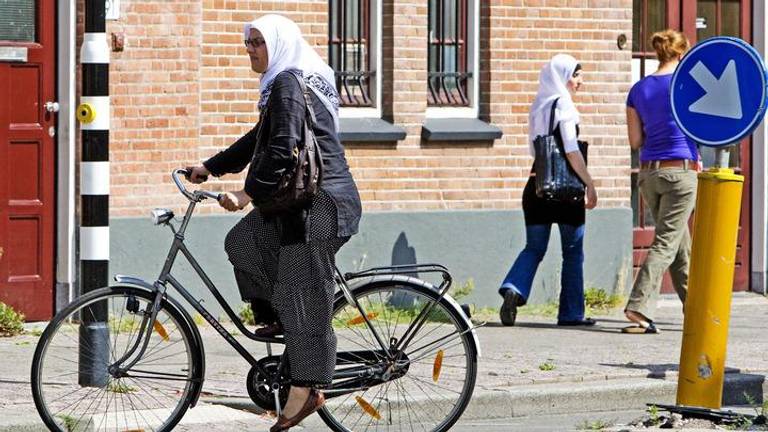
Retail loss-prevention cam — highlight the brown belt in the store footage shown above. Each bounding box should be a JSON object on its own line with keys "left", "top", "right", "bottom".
{"left": 640, "top": 159, "right": 693, "bottom": 170}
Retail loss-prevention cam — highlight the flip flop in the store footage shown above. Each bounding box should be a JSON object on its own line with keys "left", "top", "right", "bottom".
{"left": 621, "top": 323, "right": 659, "bottom": 334}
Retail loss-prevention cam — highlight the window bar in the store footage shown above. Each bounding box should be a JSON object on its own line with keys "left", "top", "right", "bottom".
{"left": 355, "top": 0, "right": 362, "bottom": 105}
{"left": 454, "top": 0, "right": 466, "bottom": 105}
{"left": 330, "top": 1, "right": 337, "bottom": 88}
{"left": 438, "top": 0, "right": 456, "bottom": 105}
{"left": 356, "top": 0, "right": 361, "bottom": 78}
{"left": 340, "top": 0, "right": 353, "bottom": 105}
{"left": 428, "top": 0, "right": 436, "bottom": 104}
{"left": 357, "top": 0, "right": 370, "bottom": 105}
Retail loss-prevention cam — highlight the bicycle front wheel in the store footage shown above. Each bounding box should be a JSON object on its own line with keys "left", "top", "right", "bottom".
{"left": 319, "top": 280, "right": 478, "bottom": 432}
{"left": 31, "top": 286, "right": 202, "bottom": 432}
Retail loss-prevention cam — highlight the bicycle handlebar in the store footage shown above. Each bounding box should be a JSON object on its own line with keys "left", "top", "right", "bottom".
{"left": 172, "top": 169, "right": 222, "bottom": 202}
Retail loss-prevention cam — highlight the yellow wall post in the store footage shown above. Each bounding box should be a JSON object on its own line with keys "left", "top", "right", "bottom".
{"left": 676, "top": 167, "right": 744, "bottom": 408}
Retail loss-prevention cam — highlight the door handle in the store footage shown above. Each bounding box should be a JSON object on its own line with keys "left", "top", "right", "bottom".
{"left": 45, "top": 101, "right": 60, "bottom": 113}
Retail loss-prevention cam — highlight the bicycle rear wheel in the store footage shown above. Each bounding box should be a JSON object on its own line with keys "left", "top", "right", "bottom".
{"left": 319, "top": 280, "right": 478, "bottom": 432}
{"left": 31, "top": 286, "right": 202, "bottom": 432}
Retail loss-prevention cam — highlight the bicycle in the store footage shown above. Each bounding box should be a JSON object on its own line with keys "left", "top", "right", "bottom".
{"left": 31, "top": 169, "right": 481, "bottom": 432}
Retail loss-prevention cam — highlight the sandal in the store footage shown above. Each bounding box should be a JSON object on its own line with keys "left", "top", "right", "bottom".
{"left": 621, "top": 323, "right": 659, "bottom": 334}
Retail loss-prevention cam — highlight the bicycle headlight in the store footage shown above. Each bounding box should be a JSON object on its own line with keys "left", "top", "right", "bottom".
{"left": 150, "top": 208, "right": 174, "bottom": 225}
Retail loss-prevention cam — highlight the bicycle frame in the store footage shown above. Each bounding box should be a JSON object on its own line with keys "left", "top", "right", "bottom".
{"left": 114, "top": 169, "right": 478, "bottom": 394}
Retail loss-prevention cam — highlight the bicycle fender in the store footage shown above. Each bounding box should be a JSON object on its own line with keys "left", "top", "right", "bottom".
{"left": 343, "top": 275, "right": 481, "bottom": 358}
{"left": 113, "top": 276, "right": 207, "bottom": 407}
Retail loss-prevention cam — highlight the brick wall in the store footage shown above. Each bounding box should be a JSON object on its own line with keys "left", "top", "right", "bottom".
{"left": 77, "top": 1, "right": 202, "bottom": 216}
{"left": 84, "top": 0, "right": 633, "bottom": 216}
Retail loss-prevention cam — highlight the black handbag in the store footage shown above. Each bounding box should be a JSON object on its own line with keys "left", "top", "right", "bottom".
{"left": 255, "top": 72, "right": 323, "bottom": 215}
{"left": 533, "top": 98, "right": 588, "bottom": 203}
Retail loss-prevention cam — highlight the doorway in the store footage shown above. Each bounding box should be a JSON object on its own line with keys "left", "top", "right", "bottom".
{"left": 631, "top": 0, "right": 752, "bottom": 292}
{"left": 0, "top": 0, "right": 57, "bottom": 320}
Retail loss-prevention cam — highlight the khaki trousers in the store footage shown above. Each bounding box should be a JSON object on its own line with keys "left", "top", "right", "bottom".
{"left": 626, "top": 167, "right": 698, "bottom": 321}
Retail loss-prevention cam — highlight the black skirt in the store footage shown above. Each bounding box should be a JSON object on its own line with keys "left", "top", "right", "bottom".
{"left": 522, "top": 175, "right": 585, "bottom": 227}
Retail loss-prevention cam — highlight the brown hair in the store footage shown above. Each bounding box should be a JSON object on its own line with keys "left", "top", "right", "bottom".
{"left": 651, "top": 30, "right": 690, "bottom": 64}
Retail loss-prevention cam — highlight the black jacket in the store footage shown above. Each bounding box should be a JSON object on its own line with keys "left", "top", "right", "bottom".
{"left": 204, "top": 71, "right": 361, "bottom": 239}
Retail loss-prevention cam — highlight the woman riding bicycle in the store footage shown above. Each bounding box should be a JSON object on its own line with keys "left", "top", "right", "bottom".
{"left": 188, "top": 14, "right": 361, "bottom": 432}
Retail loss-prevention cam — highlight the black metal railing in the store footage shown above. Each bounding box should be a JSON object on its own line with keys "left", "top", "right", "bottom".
{"left": 329, "top": 0, "right": 374, "bottom": 107}
{"left": 428, "top": 0, "right": 470, "bottom": 107}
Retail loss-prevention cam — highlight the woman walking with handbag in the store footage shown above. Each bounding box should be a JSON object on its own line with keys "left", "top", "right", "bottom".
{"left": 498, "top": 54, "right": 598, "bottom": 327}
{"left": 623, "top": 30, "right": 695, "bottom": 334}
{"left": 188, "top": 15, "right": 361, "bottom": 431}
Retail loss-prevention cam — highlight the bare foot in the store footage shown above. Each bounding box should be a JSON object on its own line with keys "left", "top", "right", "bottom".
{"left": 625, "top": 310, "right": 651, "bottom": 328}
{"left": 282, "top": 386, "right": 311, "bottom": 418}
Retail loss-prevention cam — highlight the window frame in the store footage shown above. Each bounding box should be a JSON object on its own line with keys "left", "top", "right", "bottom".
{"left": 425, "top": 0, "right": 479, "bottom": 119}
{"left": 329, "top": 0, "right": 382, "bottom": 119}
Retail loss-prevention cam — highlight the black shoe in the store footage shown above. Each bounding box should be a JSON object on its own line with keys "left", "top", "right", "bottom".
{"left": 254, "top": 322, "right": 284, "bottom": 338}
{"left": 500, "top": 291, "right": 521, "bottom": 326}
{"left": 557, "top": 317, "right": 597, "bottom": 327}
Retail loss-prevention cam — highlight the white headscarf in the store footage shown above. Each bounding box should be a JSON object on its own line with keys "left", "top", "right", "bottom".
{"left": 245, "top": 15, "right": 340, "bottom": 130}
{"left": 528, "top": 54, "right": 581, "bottom": 155}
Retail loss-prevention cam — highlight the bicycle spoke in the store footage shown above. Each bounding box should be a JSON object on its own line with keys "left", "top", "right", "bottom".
{"left": 322, "top": 283, "right": 476, "bottom": 432}
{"left": 33, "top": 289, "right": 196, "bottom": 432}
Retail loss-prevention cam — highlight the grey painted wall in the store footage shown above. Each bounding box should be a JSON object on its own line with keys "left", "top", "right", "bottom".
{"left": 111, "top": 208, "right": 633, "bottom": 318}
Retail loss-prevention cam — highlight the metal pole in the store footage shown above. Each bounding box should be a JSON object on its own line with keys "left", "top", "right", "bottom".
{"left": 77, "top": 0, "right": 110, "bottom": 387}
{"left": 715, "top": 148, "right": 730, "bottom": 169}
{"left": 676, "top": 147, "right": 743, "bottom": 408}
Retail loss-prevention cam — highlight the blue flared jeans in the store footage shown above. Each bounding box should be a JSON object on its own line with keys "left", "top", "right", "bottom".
{"left": 499, "top": 223, "right": 586, "bottom": 322}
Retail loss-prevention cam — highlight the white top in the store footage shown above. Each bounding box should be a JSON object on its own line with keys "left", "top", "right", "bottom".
{"left": 528, "top": 54, "right": 581, "bottom": 157}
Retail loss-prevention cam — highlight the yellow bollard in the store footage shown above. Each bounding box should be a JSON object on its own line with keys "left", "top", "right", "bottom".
{"left": 676, "top": 167, "right": 744, "bottom": 408}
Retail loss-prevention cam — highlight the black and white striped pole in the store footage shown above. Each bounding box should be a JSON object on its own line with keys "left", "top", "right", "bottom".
{"left": 77, "top": 0, "right": 110, "bottom": 387}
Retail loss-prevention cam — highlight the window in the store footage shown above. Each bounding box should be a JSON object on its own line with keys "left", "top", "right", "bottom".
{"left": 329, "top": 0, "right": 375, "bottom": 108}
{"left": 0, "top": 0, "right": 36, "bottom": 42}
{"left": 428, "top": 0, "right": 470, "bottom": 107}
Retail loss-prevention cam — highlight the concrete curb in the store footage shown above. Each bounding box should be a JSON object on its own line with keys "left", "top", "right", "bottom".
{"left": 7, "top": 374, "right": 766, "bottom": 431}
{"left": 461, "top": 373, "right": 766, "bottom": 420}
{"left": 207, "top": 372, "right": 766, "bottom": 430}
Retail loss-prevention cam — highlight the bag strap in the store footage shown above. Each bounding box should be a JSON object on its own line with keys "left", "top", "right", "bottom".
{"left": 287, "top": 71, "right": 318, "bottom": 130}
{"left": 548, "top": 97, "right": 560, "bottom": 134}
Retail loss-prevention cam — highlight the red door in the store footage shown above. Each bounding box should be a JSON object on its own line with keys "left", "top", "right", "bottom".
{"left": 631, "top": 0, "right": 751, "bottom": 292}
{"left": 0, "top": 0, "right": 56, "bottom": 320}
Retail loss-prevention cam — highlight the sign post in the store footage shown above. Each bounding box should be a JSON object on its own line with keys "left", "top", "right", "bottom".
{"left": 671, "top": 37, "right": 768, "bottom": 408}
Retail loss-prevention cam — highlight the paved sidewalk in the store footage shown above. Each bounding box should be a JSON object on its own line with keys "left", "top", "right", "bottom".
{"left": 3, "top": 293, "right": 768, "bottom": 431}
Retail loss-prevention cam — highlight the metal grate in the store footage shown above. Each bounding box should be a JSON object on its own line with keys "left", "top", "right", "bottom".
{"left": 329, "top": 0, "right": 374, "bottom": 107}
{"left": 0, "top": 0, "right": 36, "bottom": 42}
{"left": 428, "top": 0, "right": 470, "bottom": 107}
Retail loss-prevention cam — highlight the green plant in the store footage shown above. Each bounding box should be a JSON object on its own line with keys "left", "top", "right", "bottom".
{"left": 56, "top": 414, "right": 78, "bottom": 432}
{"left": 107, "top": 381, "right": 137, "bottom": 394}
{"left": 0, "top": 302, "right": 25, "bottom": 337}
{"left": 26, "top": 328, "right": 43, "bottom": 337}
{"left": 192, "top": 313, "right": 206, "bottom": 327}
{"left": 576, "top": 419, "right": 614, "bottom": 430}
{"left": 538, "top": 360, "right": 556, "bottom": 371}
{"left": 647, "top": 404, "right": 660, "bottom": 426}
{"left": 108, "top": 316, "right": 141, "bottom": 334}
{"left": 239, "top": 304, "right": 255, "bottom": 326}
{"left": 743, "top": 391, "right": 768, "bottom": 419}
{"left": 451, "top": 279, "right": 474, "bottom": 301}
{"left": 518, "top": 302, "right": 559, "bottom": 317}
{"left": 584, "top": 288, "right": 623, "bottom": 310}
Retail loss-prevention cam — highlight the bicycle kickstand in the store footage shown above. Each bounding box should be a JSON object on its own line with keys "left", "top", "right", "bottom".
{"left": 272, "top": 382, "right": 282, "bottom": 418}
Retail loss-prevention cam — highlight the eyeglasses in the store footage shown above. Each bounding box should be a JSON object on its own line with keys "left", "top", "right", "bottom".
{"left": 244, "top": 38, "right": 266, "bottom": 49}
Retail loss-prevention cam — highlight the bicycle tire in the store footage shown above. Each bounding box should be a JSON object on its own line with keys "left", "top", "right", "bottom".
{"left": 31, "top": 286, "right": 203, "bottom": 432}
{"left": 318, "top": 279, "right": 478, "bottom": 432}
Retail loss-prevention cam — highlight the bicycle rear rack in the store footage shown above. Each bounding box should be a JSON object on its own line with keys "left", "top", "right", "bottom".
{"left": 343, "top": 263, "right": 452, "bottom": 284}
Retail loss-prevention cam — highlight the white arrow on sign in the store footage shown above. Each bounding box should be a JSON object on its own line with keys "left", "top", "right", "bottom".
{"left": 688, "top": 60, "right": 743, "bottom": 120}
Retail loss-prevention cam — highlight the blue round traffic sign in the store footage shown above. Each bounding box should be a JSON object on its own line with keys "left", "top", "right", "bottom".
{"left": 671, "top": 37, "right": 768, "bottom": 147}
